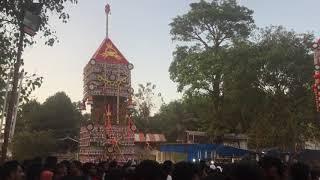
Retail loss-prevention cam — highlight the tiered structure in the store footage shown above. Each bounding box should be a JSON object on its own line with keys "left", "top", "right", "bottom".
{"left": 79, "top": 3, "right": 136, "bottom": 163}
{"left": 313, "top": 40, "right": 320, "bottom": 112}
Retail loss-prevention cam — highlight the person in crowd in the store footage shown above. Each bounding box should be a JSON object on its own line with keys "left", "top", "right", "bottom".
{"left": 198, "top": 160, "right": 210, "bottom": 179}
{"left": 82, "top": 162, "right": 98, "bottom": 180}
{"left": 40, "top": 156, "right": 58, "bottom": 180}
{"left": 26, "top": 157, "right": 42, "bottom": 180}
{"left": 60, "top": 160, "right": 71, "bottom": 175}
{"left": 162, "top": 160, "right": 173, "bottom": 180}
{"left": 53, "top": 163, "right": 67, "bottom": 180}
{"left": 311, "top": 169, "right": 320, "bottom": 180}
{"left": 225, "top": 162, "right": 263, "bottom": 180}
{"left": 172, "top": 162, "right": 200, "bottom": 180}
{"left": 62, "top": 161, "right": 85, "bottom": 180}
{"left": 259, "top": 156, "right": 284, "bottom": 180}
{"left": 97, "top": 161, "right": 108, "bottom": 180}
{"left": 123, "top": 165, "right": 135, "bottom": 180}
{"left": 135, "top": 160, "right": 165, "bottom": 180}
{"left": 290, "top": 162, "right": 311, "bottom": 180}
{"left": 0, "top": 160, "right": 25, "bottom": 180}
{"left": 106, "top": 168, "right": 124, "bottom": 180}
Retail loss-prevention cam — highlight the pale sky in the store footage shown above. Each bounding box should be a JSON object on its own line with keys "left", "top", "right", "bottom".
{"left": 23, "top": 0, "right": 320, "bottom": 106}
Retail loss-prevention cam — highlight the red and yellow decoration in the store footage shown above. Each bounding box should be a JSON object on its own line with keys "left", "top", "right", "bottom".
{"left": 91, "top": 38, "right": 129, "bottom": 64}
{"left": 312, "top": 39, "right": 320, "bottom": 112}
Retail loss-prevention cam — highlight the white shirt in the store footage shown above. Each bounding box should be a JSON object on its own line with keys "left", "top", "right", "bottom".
{"left": 167, "top": 175, "right": 172, "bottom": 180}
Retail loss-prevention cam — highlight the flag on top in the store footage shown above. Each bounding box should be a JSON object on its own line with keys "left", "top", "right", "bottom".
{"left": 105, "top": 4, "right": 111, "bottom": 15}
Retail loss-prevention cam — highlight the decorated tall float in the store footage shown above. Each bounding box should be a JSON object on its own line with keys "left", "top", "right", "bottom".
{"left": 79, "top": 3, "right": 136, "bottom": 163}
{"left": 313, "top": 40, "right": 320, "bottom": 112}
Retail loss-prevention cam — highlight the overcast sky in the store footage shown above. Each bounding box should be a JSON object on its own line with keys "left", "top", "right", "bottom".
{"left": 23, "top": 0, "right": 320, "bottom": 107}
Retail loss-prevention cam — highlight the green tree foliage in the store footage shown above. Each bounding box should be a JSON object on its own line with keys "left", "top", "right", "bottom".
{"left": 11, "top": 130, "right": 57, "bottom": 161}
{"left": 246, "top": 27, "right": 315, "bottom": 150}
{"left": 169, "top": 0, "right": 255, "bottom": 135}
{"left": 167, "top": 0, "right": 318, "bottom": 150}
{"left": 152, "top": 100, "right": 200, "bottom": 142}
{"left": 25, "top": 92, "right": 82, "bottom": 138}
{"left": 133, "top": 82, "right": 164, "bottom": 132}
{"left": 12, "top": 92, "right": 82, "bottom": 159}
{"left": 0, "top": 0, "right": 77, "bottom": 116}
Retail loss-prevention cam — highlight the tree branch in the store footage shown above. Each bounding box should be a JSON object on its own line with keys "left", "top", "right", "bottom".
{"left": 192, "top": 31, "right": 210, "bottom": 50}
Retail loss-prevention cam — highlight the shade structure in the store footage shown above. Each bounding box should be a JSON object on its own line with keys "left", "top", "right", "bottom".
{"left": 160, "top": 144, "right": 252, "bottom": 161}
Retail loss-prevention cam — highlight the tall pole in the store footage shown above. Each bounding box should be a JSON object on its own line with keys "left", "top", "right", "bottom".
{"left": 9, "top": 71, "right": 24, "bottom": 141}
{"left": 0, "top": 72, "right": 12, "bottom": 132}
{"left": 105, "top": 3, "right": 110, "bottom": 38}
{"left": 1, "top": 28, "right": 25, "bottom": 163}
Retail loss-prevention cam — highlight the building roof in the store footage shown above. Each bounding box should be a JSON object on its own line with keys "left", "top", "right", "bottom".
{"left": 91, "top": 38, "right": 129, "bottom": 64}
{"left": 186, "top": 130, "right": 207, "bottom": 136}
{"left": 58, "top": 136, "right": 79, "bottom": 143}
{"left": 134, "top": 133, "right": 166, "bottom": 143}
{"left": 223, "top": 134, "right": 248, "bottom": 140}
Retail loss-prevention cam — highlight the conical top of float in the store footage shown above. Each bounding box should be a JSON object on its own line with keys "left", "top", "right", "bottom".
{"left": 91, "top": 38, "right": 129, "bottom": 65}
{"left": 90, "top": 3, "right": 129, "bottom": 65}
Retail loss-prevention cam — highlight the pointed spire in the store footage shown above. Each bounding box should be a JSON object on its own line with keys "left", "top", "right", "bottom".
{"left": 105, "top": 2, "right": 111, "bottom": 38}
{"left": 91, "top": 38, "right": 129, "bottom": 64}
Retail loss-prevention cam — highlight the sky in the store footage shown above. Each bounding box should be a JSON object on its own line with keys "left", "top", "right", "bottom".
{"left": 23, "top": 0, "right": 320, "bottom": 107}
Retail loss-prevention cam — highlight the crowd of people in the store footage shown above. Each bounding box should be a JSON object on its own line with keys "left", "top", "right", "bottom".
{"left": 0, "top": 155, "right": 317, "bottom": 180}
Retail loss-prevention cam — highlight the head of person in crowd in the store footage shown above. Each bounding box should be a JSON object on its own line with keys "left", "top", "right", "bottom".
{"left": 202, "top": 171, "right": 226, "bottom": 180}
{"left": 43, "top": 156, "right": 58, "bottom": 171}
{"left": 60, "top": 160, "right": 71, "bottom": 174}
{"left": 106, "top": 168, "right": 124, "bottom": 180}
{"left": 54, "top": 163, "right": 67, "bottom": 180}
{"left": 82, "top": 162, "right": 97, "bottom": 178}
{"left": 26, "top": 157, "right": 43, "bottom": 180}
{"left": 69, "top": 161, "right": 83, "bottom": 176}
{"left": 198, "top": 160, "right": 210, "bottom": 178}
{"left": 0, "top": 161, "right": 25, "bottom": 180}
{"left": 109, "top": 160, "right": 118, "bottom": 170}
{"left": 311, "top": 169, "right": 320, "bottom": 180}
{"left": 124, "top": 165, "right": 136, "bottom": 180}
{"left": 259, "top": 156, "right": 284, "bottom": 180}
{"left": 135, "top": 160, "right": 165, "bottom": 180}
{"left": 172, "top": 161, "right": 200, "bottom": 180}
{"left": 226, "top": 162, "right": 263, "bottom": 180}
{"left": 290, "top": 162, "right": 311, "bottom": 180}
{"left": 162, "top": 160, "right": 173, "bottom": 176}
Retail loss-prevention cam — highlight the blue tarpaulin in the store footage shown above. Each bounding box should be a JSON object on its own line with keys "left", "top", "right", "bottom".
{"left": 160, "top": 144, "right": 251, "bottom": 161}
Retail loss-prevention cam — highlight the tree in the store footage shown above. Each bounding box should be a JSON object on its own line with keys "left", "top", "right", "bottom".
{"left": 27, "top": 92, "right": 82, "bottom": 138}
{"left": 169, "top": 0, "right": 254, "bottom": 136}
{"left": 246, "top": 26, "right": 316, "bottom": 150}
{"left": 133, "top": 82, "right": 163, "bottom": 131}
{"left": 11, "top": 130, "right": 57, "bottom": 161}
{"left": 11, "top": 92, "right": 83, "bottom": 159}
{"left": 0, "top": 0, "right": 78, "bottom": 161}
{"left": 152, "top": 100, "right": 201, "bottom": 142}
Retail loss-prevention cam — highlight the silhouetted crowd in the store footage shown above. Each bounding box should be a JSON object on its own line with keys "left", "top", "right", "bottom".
{"left": 0, "top": 156, "right": 318, "bottom": 180}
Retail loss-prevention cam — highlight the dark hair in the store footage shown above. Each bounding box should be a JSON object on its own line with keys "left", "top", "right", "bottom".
{"left": 162, "top": 160, "right": 173, "bottom": 175}
{"left": 135, "top": 160, "right": 164, "bottom": 180}
{"left": 106, "top": 168, "right": 124, "bottom": 180}
{"left": 26, "top": 158, "right": 42, "bottom": 180}
{"left": 109, "top": 160, "right": 118, "bottom": 169}
{"left": 60, "top": 160, "right": 71, "bottom": 168}
{"left": 44, "top": 156, "right": 57, "bottom": 170}
{"left": 290, "top": 162, "right": 311, "bottom": 180}
{"left": 0, "top": 161, "right": 21, "bottom": 180}
{"left": 226, "top": 162, "right": 263, "bottom": 180}
{"left": 82, "top": 162, "right": 95, "bottom": 175}
{"left": 172, "top": 161, "right": 199, "bottom": 180}
{"left": 71, "top": 160, "right": 82, "bottom": 170}
{"left": 259, "top": 156, "right": 284, "bottom": 176}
